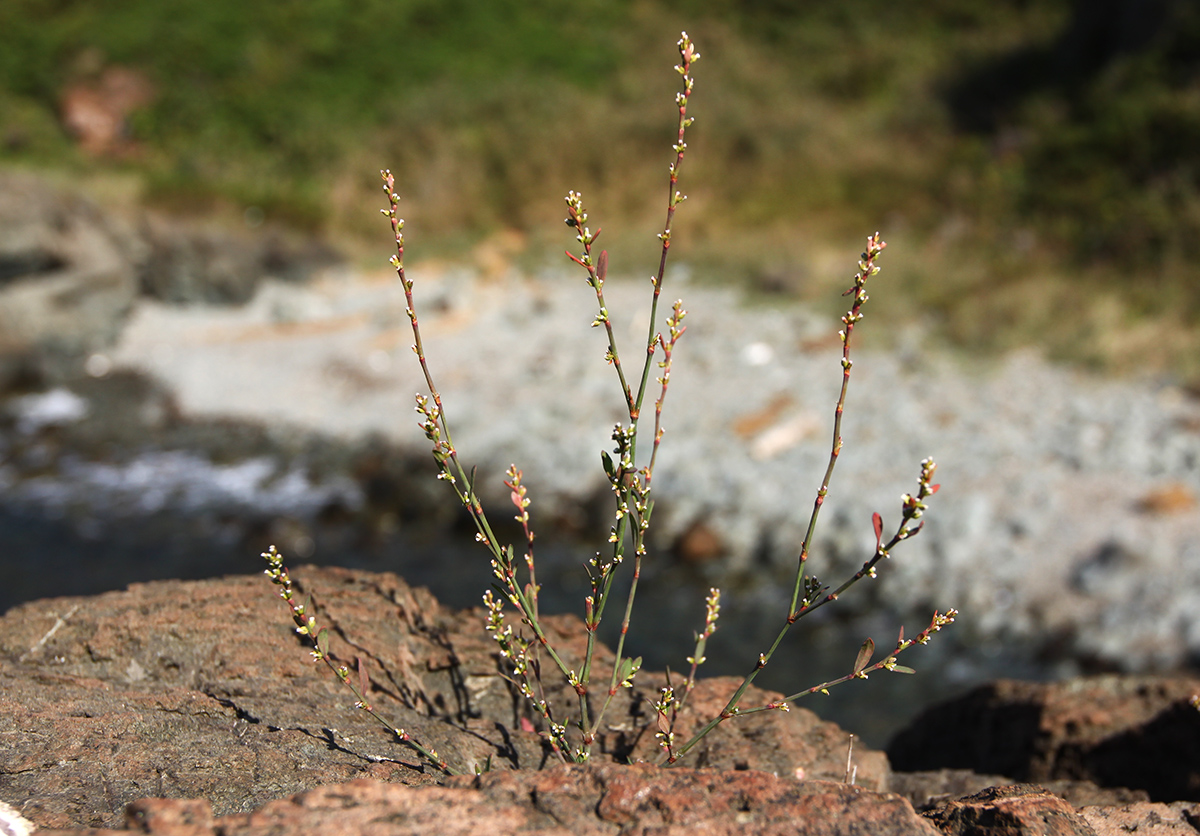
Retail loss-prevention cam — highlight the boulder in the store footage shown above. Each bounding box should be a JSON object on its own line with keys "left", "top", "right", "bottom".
{"left": 0, "top": 566, "right": 888, "bottom": 830}
{"left": 923, "top": 784, "right": 1099, "bottom": 836}
{"left": 888, "top": 677, "right": 1200, "bottom": 802}
{"left": 0, "top": 171, "right": 341, "bottom": 393}
{"left": 889, "top": 770, "right": 1151, "bottom": 813}
{"left": 136, "top": 213, "right": 339, "bottom": 306}
{"left": 0, "top": 171, "right": 141, "bottom": 383}
{"left": 5, "top": 567, "right": 1200, "bottom": 835}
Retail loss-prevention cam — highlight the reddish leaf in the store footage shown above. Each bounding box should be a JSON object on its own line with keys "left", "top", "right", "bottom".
{"left": 929, "top": 484, "right": 941, "bottom": 494}
{"left": 519, "top": 717, "right": 536, "bottom": 733}
{"left": 872, "top": 512, "right": 883, "bottom": 549}
{"left": 853, "top": 638, "right": 875, "bottom": 675}
{"left": 597, "top": 250, "right": 609, "bottom": 282}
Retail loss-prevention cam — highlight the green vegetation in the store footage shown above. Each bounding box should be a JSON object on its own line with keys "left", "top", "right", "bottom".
{"left": 3, "top": 0, "right": 1199, "bottom": 379}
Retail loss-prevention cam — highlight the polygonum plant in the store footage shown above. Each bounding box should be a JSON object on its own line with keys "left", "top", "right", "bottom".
{"left": 261, "top": 31, "right": 956, "bottom": 774}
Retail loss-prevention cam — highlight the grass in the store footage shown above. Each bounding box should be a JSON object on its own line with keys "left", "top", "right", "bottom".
{"left": 3, "top": 0, "right": 1199, "bottom": 381}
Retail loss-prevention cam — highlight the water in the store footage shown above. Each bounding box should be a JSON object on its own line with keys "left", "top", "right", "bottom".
{"left": 0, "top": 499, "right": 1039, "bottom": 750}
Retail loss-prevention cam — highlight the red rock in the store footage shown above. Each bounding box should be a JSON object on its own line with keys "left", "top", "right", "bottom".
{"left": 8, "top": 568, "right": 1195, "bottom": 835}
{"left": 34, "top": 767, "right": 941, "bottom": 836}
{"left": 923, "top": 784, "right": 1098, "bottom": 836}
{"left": 0, "top": 567, "right": 888, "bottom": 829}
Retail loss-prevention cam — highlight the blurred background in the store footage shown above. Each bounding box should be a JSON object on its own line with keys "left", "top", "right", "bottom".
{"left": 4, "top": 0, "right": 1200, "bottom": 371}
{"left": 2, "top": 0, "right": 1199, "bottom": 747}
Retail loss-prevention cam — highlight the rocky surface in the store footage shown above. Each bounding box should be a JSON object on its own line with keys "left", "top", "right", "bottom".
{"left": 923, "top": 784, "right": 1100, "bottom": 836}
{"left": 35, "top": 770, "right": 946, "bottom": 836}
{"left": 0, "top": 567, "right": 890, "bottom": 829}
{"left": 1082, "top": 802, "right": 1200, "bottom": 836}
{"left": 22, "top": 776, "right": 1200, "bottom": 836}
{"left": 890, "top": 676, "right": 1200, "bottom": 803}
{"left": 1, "top": 569, "right": 1199, "bottom": 835}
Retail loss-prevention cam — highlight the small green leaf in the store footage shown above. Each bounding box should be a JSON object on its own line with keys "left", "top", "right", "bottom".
{"left": 853, "top": 638, "right": 874, "bottom": 675}
{"left": 601, "top": 450, "right": 617, "bottom": 482}
{"left": 317, "top": 627, "right": 329, "bottom": 657}
{"left": 890, "top": 665, "right": 916, "bottom": 675}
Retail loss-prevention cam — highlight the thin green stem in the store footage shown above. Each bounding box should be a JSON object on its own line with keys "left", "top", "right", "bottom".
{"left": 385, "top": 171, "right": 593, "bottom": 756}
{"left": 664, "top": 233, "right": 886, "bottom": 765}
{"left": 574, "top": 35, "right": 699, "bottom": 755}
{"left": 788, "top": 234, "right": 885, "bottom": 617}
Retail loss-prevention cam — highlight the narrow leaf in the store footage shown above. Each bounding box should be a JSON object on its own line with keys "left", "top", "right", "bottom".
{"left": 890, "top": 665, "right": 916, "bottom": 675}
{"left": 872, "top": 512, "right": 883, "bottom": 550}
{"left": 853, "top": 638, "right": 874, "bottom": 675}
{"left": 896, "top": 625, "right": 905, "bottom": 644}
{"left": 597, "top": 250, "right": 609, "bottom": 282}
{"left": 317, "top": 627, "right": 329, "bottom": 657}
{"left": 929, "top": 484, "right": 941, "bottom": 494}
{"left": 601, "top": 450, "right": 617, "bottom": 482}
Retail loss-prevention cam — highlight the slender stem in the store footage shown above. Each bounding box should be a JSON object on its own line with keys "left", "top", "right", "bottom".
{"left": 664, "top": 234, "right": 886, "bottom": 765}
{"left": 384, "top": 171, "right": 594, "bottom": 756}
{"left": 385, "top": 172, "right": 508, "bottom": 563}
{"left": 633, "top": 38, "right": 698, "bottom": 424}
{"left": 557, "top": 35, "right": 701, "bottom": 757}
{"left": 644, "top": 301, "right": 686, "bottom": 487}
{"left": 744, "top": 608, "right": 958, "bottom": 710}
{"left": 788, "top": 234, "right": 885, "bottom": 617}
{"left": 586, "top": 36, "right": 699, "bottom": 749}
